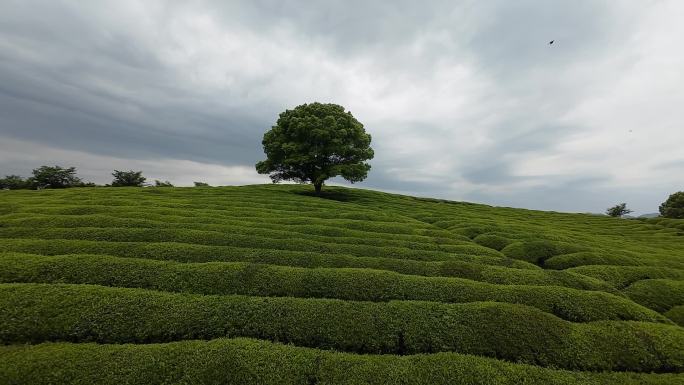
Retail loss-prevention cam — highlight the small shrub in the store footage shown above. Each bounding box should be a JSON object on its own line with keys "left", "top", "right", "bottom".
{"left": 154, "top": 180, "right": 174, "bottom": 187}
{"left": 501, "top": 240, "right": 585, "bottom": 266}
{"left": 665, "top": 306, "right": 684, "bottom": 326}
{"left": 622, "top": 279, "right": 684, "bottom": 313}
{"left": 473, "top": 234, "right": 513, "bottom": 251}
{"left": 568, "top": 265, "right": 684, "bottom": 289}
{"left": 544, "top": 252, "right": 644, "bottom": 270}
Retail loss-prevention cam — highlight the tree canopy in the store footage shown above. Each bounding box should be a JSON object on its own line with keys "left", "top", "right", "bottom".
{"left": 111, "top": 170, "right": 146, "bottom": 187}
{"left": 256, "top": 102, "right": 374, "bottom": 194}
{"left": 0, "top": 175, "right": 29, "bottom": 190}
{"left": 31, "top": 166, "right": 82, "bottom": 189}
{"left": 659, "top": 191, "right": 684, "bottom": 219}
{"left": 606, "top": 203, "right": 632, "bottom": 217}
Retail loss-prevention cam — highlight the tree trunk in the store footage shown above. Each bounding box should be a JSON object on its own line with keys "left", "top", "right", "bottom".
{"left": 314, "top": 181, "right": 322, "bottom": 195}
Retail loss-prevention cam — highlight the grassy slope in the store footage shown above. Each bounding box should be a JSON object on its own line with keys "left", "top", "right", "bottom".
{"left": 0, "top": 184, "right": 683, "bottom": 384}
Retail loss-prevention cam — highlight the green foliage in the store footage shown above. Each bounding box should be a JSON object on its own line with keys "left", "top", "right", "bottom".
{"left": 543, "top": 252, "right": 669, "bottom": 270}
{"left": 30, "top": 165, "right": 82, "bottom": 188}
{"left": 154, "top": 180, "right": 174, "bottom": 187}
{"left": 0, "top": 226, "right": 504, "bottom": 261}
{"left": 0, "top": 238, "right": 532, "bottom": 272}
{"left": 473, "top": 233, "right": 514, "bottom": 251}
{"left": 665, "top": 306, "right": 684, "bottom": 326}
{"left": 2, "top": 338, "right": 680, "bottom": 385}
{"left": 622, "top": 279, "right": 684, "bottom": 313}
{"left": 0, "top": 175, "right": 30, "bottom": 190}
{"left": 568, "top": 265, "right": 684, "bottom": 289}
{"left": 501, "top": 240, "right": 585, "bottom": 266}
{"left": 256, "top": 103, "right": 374, "bottom": 193}
{"left": 2, "top": 283, "right": 682, "bottom": 372}
{"left": 111, "top": 170, "right": 146, "bottom": 187}
{"left": 1, "top": 254, "right": 655, "bottom": 322}
{"left": 1, "top": 185, "right": 684, "bottom": 382}
{"left": 194, "top": 181, "right": 210, "bottom": 187}
{"left": 660, "top": 191, "right": 684, "bottom": 219}
{"left": 606, "top": 203, "right": 632, "bottom": 217}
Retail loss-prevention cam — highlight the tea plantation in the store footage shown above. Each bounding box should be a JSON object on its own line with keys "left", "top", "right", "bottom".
{"left": 1, "top": 184, "right": 683, "bottom": 384}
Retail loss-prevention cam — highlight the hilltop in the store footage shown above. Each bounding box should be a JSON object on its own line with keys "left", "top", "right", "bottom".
{"left": 0, "top": 184, "right": 683, "bottom": 384}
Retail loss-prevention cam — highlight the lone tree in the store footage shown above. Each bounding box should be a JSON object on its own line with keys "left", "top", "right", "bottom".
{"left": 659, "top": 191, "right": 684, "bottom": 219}
{"left": 111, "top": 170, "right": 146, "bottom": 187}
{"left": 256, "top": 102, "right": 374, "bottom": 195}
{"left": 31, "top": 166, "right": 82, "bottom": 189}
{"left": 606, "top": 203, "right": 633, "bottom": 217}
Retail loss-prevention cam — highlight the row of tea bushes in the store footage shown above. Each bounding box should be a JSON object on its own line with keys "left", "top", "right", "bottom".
{"left": 1, "top": 284, "right": 682, "bottom": 372}
{"left": 0, "top": 254, "right": 661, "bottom": 323}
{"left": 1, "top": 337, "right": 680, "bottom": 385}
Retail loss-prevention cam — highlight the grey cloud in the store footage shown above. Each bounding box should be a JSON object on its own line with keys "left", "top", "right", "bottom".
{"left": 0, "top": 0, "right": 681, "bottom": 215}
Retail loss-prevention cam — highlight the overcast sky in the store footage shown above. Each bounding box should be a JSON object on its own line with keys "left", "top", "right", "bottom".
{"left": 1, "top": 0, "right": 682, "bottom": 214}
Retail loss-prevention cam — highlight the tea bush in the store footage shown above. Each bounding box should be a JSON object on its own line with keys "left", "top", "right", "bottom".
{"left": 1, "top": 283, "right": 682, "bottom": 372}
{"left": 1, "top": 185, "right": 683, "bottom": 382}
{"left": 1, "top": 338, "right": 681, "bottom": 385}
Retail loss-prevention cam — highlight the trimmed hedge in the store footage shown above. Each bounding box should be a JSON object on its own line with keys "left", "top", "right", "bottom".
{"left": 0, "top": 251, "right": 614, "bottom": 295}
{"left": 501, "top": 240, "right": 586, "bottom": 266}
{"left": 665, "top": 306, "right": 684, "bottom": 326}
{"left": 0, "top": 254, "right": 659, "bottom": 323}
{"left": 1, "top": 284, "right": 682, "bottom": 372}
{"left": 1, "top": 338, "right": 681, "bottom": 385}
{"left": 3, "top": 184, "right": 684, "bottom": 380}
{"left": 568, "top": 265, "right": 684, "bottom": 289}
{"left": 0, "top": 213, "right": 472, "bottom": 245}
{"left": 472, "top": 233, "right": 514, "bottom": 251}
{"left": 0, "top": 238, "right": 538, "bottom": 271}
{"left": 0, "top": 215, "right": 474, "bottom": 253}
{"left": 623, "top": 279, "right": 684, "bottom": 313}
{"left": 0, "top": 226, "right": 504, "bottom": 260}
{"left": 544, "top": 252, "right": 646, "bottom": 270}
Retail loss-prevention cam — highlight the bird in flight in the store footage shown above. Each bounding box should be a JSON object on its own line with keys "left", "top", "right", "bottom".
{"left": 549, "top": 40, "right": 554, "bottom": 45}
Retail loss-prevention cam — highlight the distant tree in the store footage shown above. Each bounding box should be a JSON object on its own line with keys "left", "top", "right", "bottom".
{"left": 0, "top": 175, "right": 29, "bottom": 190}
{"left": 606, "top": 203, "right": 633, "bottom": 217}
{"left": 659, "top": 192, "right": 684, "bottom": 219}
{"left": 111, "top": 170, "right": 146, "bottom": 187}
{"left": 31, "top": 166, "right": 82, "bottom": 189}
{"left": 256, "top": 102, "right": 374, "bottom": 195}
{"left": 154, "top": 180, "right": 174, "bottom": 187}
{"left": 194, "top": 181, "right": 210, "bottom": 187}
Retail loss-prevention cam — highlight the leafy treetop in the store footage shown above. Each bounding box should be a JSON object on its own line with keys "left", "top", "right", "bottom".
{"left": 659, "top": 191, "right": 684, "bottom": 219}
{"left": 31, "top": 166, "right": 82, "bottom": 189}
{"left": 256, "top": 102, "right": 374, "bottom": 194}
{"left": 111, "top": 170, "right": 146, "bottom": 187}
{"left": 606, "top": 203, "right": 632, "bottom": 217}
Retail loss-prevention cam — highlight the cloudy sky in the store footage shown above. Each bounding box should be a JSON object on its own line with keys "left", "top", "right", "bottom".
{"left": 1, "top": 0, "right": 682, "bottom": 214}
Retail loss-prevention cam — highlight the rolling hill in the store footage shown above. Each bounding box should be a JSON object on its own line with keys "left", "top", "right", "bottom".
{"left": 1, "top": 184, "right": 683, "bottom": 384}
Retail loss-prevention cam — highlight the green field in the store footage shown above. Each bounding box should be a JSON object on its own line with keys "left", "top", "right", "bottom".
{"left": 1, "top": 184, "right": 683, "bottom": 384}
